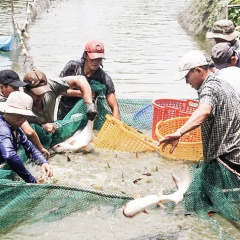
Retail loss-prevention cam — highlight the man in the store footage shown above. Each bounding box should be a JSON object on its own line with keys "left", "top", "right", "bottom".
{"left": 0, "top": 70, "right": 50, "bottom": 158}
{"left": 23, "top": 69, "right": 96, "bottom": 133}
{"left": 57, "top": 40, "right": 120, "bottom": 120}
{"left": 206, "top": 19, "right": 240, "bottom": 51}
{"left": 0, "top": 91, "right": 53, "bottom": 183}
{"left": 159, "top": 50, "right": 240, "bottom": 173}
{"left": 211, "top": 42, "right": 240, "bottom": 69}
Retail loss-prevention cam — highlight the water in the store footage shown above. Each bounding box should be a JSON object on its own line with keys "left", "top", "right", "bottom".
{"left": 1, "top": 0, "right": 238, "bottom": 239}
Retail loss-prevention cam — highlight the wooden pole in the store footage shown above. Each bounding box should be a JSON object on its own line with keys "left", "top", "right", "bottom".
{"left": 10, "top": 0, "right": 14, "bottom": 15}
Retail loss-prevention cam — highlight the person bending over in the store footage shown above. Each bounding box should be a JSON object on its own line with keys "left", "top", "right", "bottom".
{"left": 0, "top": 91, "right": 53, "bottom": 183}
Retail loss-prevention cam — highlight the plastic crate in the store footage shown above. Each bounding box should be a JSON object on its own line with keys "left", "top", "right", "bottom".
{"left": 152, "top": 99, "right": 199, "bottom": 140}
{"left": 155, "top": 117, "right": 203, "bottom": 162}
{"left": 95, "top": 114, "right": 158, "bottom": 153}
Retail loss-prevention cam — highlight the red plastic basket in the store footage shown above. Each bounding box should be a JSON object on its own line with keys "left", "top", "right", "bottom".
{"left": 152, "top": 99, "right": 199, "bottom": 140}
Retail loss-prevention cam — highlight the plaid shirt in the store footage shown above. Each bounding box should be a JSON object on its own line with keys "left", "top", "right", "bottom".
{"left": 198, "top": 72, "right": 240, "bottom": 164}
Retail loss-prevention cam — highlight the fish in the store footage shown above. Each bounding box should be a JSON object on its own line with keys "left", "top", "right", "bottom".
{"left": 122, "top": 172, "right": 192, "bottom": 218}
{"left": 51, "top": 120, "right": 95, "bottom": 153}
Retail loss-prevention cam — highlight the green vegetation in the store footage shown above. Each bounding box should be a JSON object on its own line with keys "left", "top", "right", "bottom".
{"left": 228, "top": 0, "right": 240, "bottom": 26}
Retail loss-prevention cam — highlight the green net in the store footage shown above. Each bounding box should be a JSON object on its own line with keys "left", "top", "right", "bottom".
{"left": 0, "top": 179, "right": 131, "bottom": 234}
{"left": 1, "top": 90, "right": 240, "bottom": 236}
{"left": 184, "top": 160, "right": 240, "bottom": 222}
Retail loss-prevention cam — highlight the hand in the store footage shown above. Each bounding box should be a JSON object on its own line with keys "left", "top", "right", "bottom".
{"left": 42, "top": 123, "right": 57, "bottom": 133}
{"left": 158, "top": 130, "right": 182, "bottom": 154}
{"left": 40, "top": 148, "right": 50, "bottom": 159}
{"left": 86, "top": 103, "right": 97, "bottom": 121}
{"left": 41, "top": 163, "right": 53, "bottom": 178}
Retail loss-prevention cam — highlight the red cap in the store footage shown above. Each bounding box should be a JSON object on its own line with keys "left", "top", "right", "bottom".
{"left": 84, "top": 40, "right": 105, "bottom": 59}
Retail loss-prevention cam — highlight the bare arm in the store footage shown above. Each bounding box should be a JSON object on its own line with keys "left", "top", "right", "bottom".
{"left": 158, "top": 104, "right": 212, "bottom": 153}
{"left": 66, "top": 89, "right": 83, "bottom": 97}
{"left": 106, "top": 93, "right": 121, "bottom": 120}
{"left": 66, "top": 75, "right": 93, "bottom": 105}
{"left": 21, "top": 121, "right": 50, "bottom": 158}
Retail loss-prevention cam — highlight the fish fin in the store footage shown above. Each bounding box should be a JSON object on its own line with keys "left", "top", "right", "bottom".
{"left": 83, "top": 142, "right": 95, "bottom": 152}
{"left": 143, "top": 209, "right": 149, "bottom": 214}
{"left": 69, "top": 140, "right": 77, "bottom": 145}
{"left": 171, "top": 173, "right": 182, "bottom": 189}
{"left": 91, "top": 133, "right": 97, "bottom": 142}
{"left": 157, "top": 189, "right": 164, "bottom": 197}
{"left": 158, "top": 201, "right": 166, "bottom": 208}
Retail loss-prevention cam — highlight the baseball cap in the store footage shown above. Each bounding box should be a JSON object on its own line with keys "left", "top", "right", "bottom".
{"left": 23, "top": 69, "right": 51, "bottom": 95}
{"left": 206, "top": 19, "right": 240, "bottom": 41}
{"left": 84, "top": 40, "right": 105, "bottom": 59}
{"left": 0, "top": 91, "right": 36, "bottom": 117}
{"left": 211, "top": 42, "right": 234, "bottom": 70}
{"left": 0, "top": 70, "right": 27, "bottom": 87}
{"left": 174, "top": 51, "right": 208, "bottom": 81}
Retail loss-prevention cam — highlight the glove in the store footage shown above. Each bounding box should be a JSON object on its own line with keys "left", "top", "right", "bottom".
{"left": 86, "top": 103, "right": 97, "bottom": 121}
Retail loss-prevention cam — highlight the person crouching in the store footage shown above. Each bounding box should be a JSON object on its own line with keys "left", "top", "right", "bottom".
{"left": 0, "top": 91, "right": 53, "bottom": 183}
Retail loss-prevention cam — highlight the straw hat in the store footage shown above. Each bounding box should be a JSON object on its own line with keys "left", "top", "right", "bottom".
{"left": 0, "top": 91, "right": 36, "bottom": 117}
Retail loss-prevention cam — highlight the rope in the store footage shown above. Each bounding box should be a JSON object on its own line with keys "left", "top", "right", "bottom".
{"left": 217, "top": 157, "right": 240, "bottom": 177}
{"left": 10, "top": 0, "right": 55, "bottom": 70}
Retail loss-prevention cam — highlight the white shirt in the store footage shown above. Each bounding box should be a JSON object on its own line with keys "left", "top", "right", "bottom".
{"left": 218, "top": 66, "right": 240, "bottom": 95}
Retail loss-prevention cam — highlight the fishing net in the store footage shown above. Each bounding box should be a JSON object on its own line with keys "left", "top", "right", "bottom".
{"left": 183, "top": 159, "right": 240, "bottom": 236}
{"left": 28, "top": 80, "right": 153, "bottom": 150}
{"left": 0, "top": 178, "right": 131, "bottom": 234}
{"left": 1, "top": 80, "right": 239, "bottom": 236}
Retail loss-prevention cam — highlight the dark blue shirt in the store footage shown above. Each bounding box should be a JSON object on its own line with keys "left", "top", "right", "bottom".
{"left": 0, "top": 116, "right": 48, "bottom": 183}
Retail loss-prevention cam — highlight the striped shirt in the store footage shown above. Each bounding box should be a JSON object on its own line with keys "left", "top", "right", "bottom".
{"left": 198, "top": 72, "right": 240, "bottom": 164}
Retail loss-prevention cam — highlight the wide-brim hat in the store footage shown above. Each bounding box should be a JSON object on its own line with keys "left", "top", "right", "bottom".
{"left": 0, "top": 91, "right": 36, "bottom": 117}
{"left": 206, "top": 31, "right": 240, "bottom": 41}
{"left": 206, "top": 19, "right": 240, "bottom": 41}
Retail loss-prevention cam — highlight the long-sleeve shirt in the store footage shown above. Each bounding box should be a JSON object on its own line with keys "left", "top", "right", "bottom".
{"left": 0, "top": 116, "right": 48, "bottom": 183}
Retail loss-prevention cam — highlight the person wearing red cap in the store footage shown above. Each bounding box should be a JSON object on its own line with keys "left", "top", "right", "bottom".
{"left": 57, "top": 40, "right": 120, "bottom": 120}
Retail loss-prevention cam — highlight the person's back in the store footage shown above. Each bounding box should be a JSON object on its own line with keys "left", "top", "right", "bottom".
{"left": 217, "top": 66, "right": 240, "bottom": 95}
{"left": 198, "top": 72, "right": 240, "bottom": 163}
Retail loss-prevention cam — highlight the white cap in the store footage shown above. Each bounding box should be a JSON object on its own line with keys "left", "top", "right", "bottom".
{"left": 174, "top": 51, "right": 208, "bottom": 81}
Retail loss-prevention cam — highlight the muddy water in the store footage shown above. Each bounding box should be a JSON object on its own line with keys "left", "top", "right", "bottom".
{"left": 0, "top": 0, "right": 237, "bottom": 239}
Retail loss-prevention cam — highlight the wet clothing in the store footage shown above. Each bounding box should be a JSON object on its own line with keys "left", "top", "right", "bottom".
{"left": 0, "top": 116, "right": 48, "bottom": 183}
{"left": 27, "top": 77, "right": 70, "bottom": 125}
{"left": 57, "top": 59, "right": 115, "bottom": 120}
{"left": 198, "top": 72, "right": 240, "bottom": 165}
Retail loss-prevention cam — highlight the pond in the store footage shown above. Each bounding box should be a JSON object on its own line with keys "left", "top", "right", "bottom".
{"left": 1, "top": 0, "right": 238, "bottom": 239}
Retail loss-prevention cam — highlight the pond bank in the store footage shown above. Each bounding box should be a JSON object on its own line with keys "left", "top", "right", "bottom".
{"left": 178, "top": 0, "right": 227, "bottom": 52}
